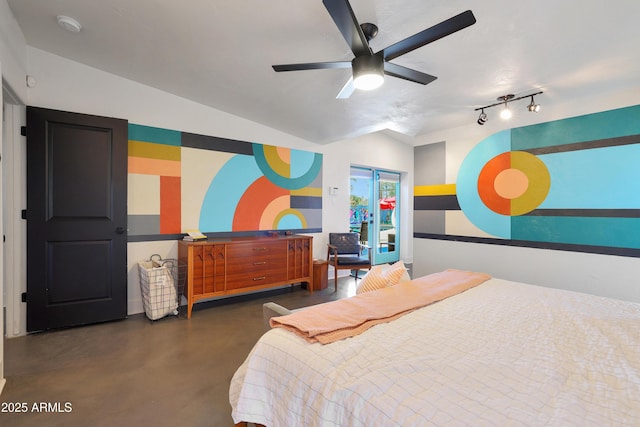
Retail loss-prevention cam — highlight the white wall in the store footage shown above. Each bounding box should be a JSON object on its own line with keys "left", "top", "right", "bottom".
{"left": 25, "top": 48, "right": 318, "bottom": 152}
{"left": 412, "top": 88, "right": 640, "bottom": 303}
{"left": 413, "top": 239, "right": 640, "bottom": 303}
{"left": 0, "top": 47, "right": 415, "bottom": 330}
{"left": 0, "top": 0, "right": 27, "bottom": 101}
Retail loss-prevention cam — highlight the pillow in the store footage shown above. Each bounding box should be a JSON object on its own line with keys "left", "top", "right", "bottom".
{"left": 380, "top": 260, "right": 410, "bottom": 284}
{"left": 356, "top": 261, "right": 409, "bottom": 294}
{"left": 355, "top": 265, "right": 386, "bottom": 294}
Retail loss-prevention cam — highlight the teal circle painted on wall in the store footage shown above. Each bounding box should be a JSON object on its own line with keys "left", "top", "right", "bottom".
{"left": 253, "top": 144, "right": 322, "bottom": 190}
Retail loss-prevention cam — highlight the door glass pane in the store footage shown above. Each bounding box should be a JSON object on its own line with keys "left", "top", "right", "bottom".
{"left": 376, "top": 171, "right": 399, "bottom": 263}
{"left": 350, "top": 168, "right": 373, "bottom": 257}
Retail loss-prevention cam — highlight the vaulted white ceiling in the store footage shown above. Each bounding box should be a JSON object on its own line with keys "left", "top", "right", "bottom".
{"left": 7, "top": 0, "right": 640, "bottom": 144}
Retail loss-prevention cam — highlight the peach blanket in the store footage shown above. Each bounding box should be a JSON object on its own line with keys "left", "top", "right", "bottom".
{"left": 270, "top": 269, "right": 491, "bottom": 344}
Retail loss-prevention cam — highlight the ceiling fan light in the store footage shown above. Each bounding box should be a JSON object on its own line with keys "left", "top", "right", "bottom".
{"left": 354, "top": 73, "right": 384, "bottom": 90}
{"left": 352, "top": 55, "right": 384, "bottom": 91}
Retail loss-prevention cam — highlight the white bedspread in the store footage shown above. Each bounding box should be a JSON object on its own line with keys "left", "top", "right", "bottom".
{"left": 229, "top": 278, "right": 640, "bottom": 426}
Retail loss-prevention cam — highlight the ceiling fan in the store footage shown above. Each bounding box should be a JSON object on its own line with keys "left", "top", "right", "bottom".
{"left": 272, "top": 0, "right": 476, "bottom": 98}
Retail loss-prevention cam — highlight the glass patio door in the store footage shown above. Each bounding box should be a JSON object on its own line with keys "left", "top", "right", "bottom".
{"left": 350, "top": 167, "right": 400, "bottom": 265}
{"left": 374, "top": 171, "right": 400, "bottom": 264}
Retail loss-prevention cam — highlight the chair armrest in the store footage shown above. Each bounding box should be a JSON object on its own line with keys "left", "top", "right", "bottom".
{"left": 262, "top": 302, "right": 293, "bottom": 331}
{"left": 327, "top": 243, "right": 338, "bottom": 260}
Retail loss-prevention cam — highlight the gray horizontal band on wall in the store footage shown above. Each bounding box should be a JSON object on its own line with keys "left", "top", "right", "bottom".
{"left": 414, "top": 232, "right": 640, "bottom": 258}
{"left": 129, "top": 229, "right": 323, "bottom": 243}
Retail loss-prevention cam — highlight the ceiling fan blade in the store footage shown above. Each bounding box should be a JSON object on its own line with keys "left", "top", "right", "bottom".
{"left": 381, "top": 10, "right": 476, "bottom": 62}
{"left": 383, "top": 62, "right": 437, "bottom": 85}
{"left": 322, "top": 0, "right": 371, "bottom": 57}
{"left": 273, "top": 61, "right": 351, "bottom": 72}
{"left": 336, "top": 77, "right": 355, "bottom": 99}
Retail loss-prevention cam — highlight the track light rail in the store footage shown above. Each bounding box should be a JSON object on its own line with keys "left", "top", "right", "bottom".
{"left": 475, "top": 91, "right": 543, "bottom": 111}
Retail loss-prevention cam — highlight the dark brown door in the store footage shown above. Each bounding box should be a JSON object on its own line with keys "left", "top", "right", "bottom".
{"left": 26, "top": 107, "right": 128, "bottom": 332}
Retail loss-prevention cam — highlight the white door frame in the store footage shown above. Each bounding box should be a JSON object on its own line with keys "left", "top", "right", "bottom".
{"left": 2, "top": 94, "right": 27, "bottom": 340}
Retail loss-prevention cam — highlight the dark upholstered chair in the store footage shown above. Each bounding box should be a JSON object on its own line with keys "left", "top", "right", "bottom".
{"left": 327, "top": 232, "right": 371, "bottom": 291}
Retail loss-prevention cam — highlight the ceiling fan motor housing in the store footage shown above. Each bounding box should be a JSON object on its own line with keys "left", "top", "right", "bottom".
{"left": 360, "top": 23, "right": 379, "bottom": 41}
{"left": 352, "top": 54, "right": 384, "bottom": 90}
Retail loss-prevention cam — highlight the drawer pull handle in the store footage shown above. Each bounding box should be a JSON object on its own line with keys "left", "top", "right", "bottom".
{"left": 253, "top": 276, "right": 266, "bottom": 281}
{"left": 253, "top": 247, "right": 268, "bottom": 251}
{"left": 253, "top": 261, "right": 267, "bottom": 265}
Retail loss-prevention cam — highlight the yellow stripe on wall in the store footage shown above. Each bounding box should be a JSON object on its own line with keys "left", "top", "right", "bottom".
{"left": 129, "top": 140, "right": 181, "bottom": 161}
{"left": 414, "top": 184, "right": 457, "bottom": 196}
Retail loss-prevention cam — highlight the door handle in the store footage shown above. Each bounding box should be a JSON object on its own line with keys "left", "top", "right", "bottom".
{"left": 115, "top": 226, "right": 126, "bottom": 234}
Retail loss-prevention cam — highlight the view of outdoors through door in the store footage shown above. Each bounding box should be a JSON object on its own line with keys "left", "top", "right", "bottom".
{"left": 350, "top": 167, "right": 400, "bottom": 265}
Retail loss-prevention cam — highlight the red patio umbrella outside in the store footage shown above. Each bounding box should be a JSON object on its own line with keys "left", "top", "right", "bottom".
{"left": 379, "top": 196, "right": 396, "bottom": 210}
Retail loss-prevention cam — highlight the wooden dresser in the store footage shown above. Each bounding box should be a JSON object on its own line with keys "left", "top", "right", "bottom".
{"left": 178, "top": 235, "right": 313, "bottom": 318}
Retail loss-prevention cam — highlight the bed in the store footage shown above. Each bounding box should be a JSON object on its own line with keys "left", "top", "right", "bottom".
{"left": 229, "top": 270, "right": 640, "bottom": 426}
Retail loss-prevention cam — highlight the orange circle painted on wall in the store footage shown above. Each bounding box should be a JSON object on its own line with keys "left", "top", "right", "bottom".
{"left": 477, "top": 152, "right": 511, "bottom": 215}
{"left": 478, "top": 151, "right": 550, "bottom": 216}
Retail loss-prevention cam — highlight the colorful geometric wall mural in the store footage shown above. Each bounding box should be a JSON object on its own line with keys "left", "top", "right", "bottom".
{"left": 414, "top": 104, "right": 640, "bottom": 257}
{"left": 128, "top": 124, "right": 322, "bottom": 241}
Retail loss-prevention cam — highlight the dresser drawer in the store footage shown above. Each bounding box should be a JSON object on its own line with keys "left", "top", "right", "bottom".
{"left": 226, "top": 252, "right": 286, "bottom": 274}
{"left": 226, "top": 240, "right": 286, "bottom": 259}
{"left": 226, "top": 269, "right": 288, "bottom": 290}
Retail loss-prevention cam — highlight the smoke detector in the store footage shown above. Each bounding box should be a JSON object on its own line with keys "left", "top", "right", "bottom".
{"left": 57, "top": 15, "right": 82, "bottom": 33}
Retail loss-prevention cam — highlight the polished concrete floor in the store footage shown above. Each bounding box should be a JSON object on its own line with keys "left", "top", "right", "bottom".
{"left": 1, "top": 278, "right": 356, "bottom": 427}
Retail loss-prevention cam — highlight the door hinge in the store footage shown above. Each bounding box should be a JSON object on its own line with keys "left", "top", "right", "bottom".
{"left": 22, "top": 292, "right": 28, "bottom": 303}
{"left": 21, "top": 126, "right": 27, "bottom": 136}
{"left": 21, "top": 209, "right": 28, "bottom": 220}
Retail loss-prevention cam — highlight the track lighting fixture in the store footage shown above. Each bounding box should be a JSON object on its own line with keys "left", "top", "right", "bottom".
{"left": 500, "top": 108, "right": 512, "bottom": 120}
{"left": 498, "top": 95, "right": 514, "bottom": 120}
{"left": 474, "top": 91, "right": 543, "bottom": 125}
{"left": 527, "top": 95, "right": 541, "bottom": 112}
{"left": 477, "top": 109, "right": 488, "bottom": 125}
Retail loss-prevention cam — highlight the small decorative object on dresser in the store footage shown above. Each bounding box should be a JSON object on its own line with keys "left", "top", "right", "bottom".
{"left": 183, "top": 230, "right": 207, "bottom": 241}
